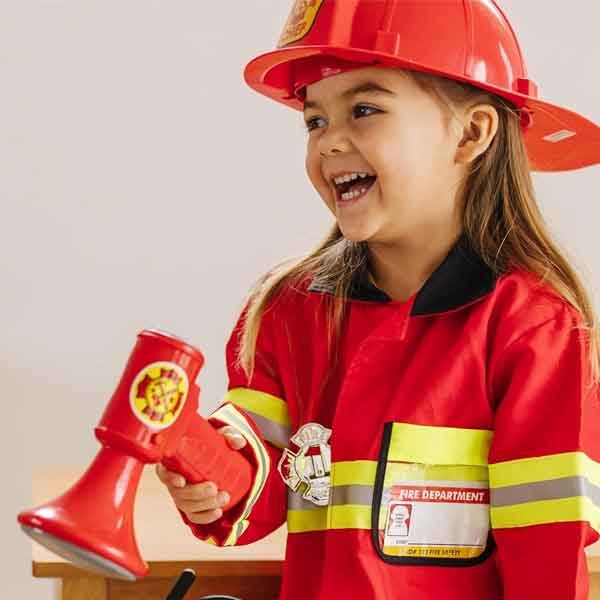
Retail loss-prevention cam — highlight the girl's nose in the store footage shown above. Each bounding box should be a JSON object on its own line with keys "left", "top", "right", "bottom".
{"left": 317, "top": 123, "right": 352, "bottom": 157}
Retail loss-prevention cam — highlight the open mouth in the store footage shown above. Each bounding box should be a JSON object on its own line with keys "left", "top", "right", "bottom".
{"left": 334, "top": 174, "right": 377, "bottom": 202}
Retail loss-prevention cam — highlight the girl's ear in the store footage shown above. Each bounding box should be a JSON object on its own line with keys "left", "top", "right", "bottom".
{"left": 454, "top": 104, "right": 499, "bottom": 165}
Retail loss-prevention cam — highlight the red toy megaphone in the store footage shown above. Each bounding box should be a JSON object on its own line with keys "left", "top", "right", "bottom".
{"left": 18, "top": 330, "right": 253, "bottom": 580}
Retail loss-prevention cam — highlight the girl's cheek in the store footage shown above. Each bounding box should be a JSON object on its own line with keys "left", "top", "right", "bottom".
{"left": 306, "top": 156, "right": 325, "bottom": 190}
{"left": 306, "top": 161, "right": 319, "bottom": 188}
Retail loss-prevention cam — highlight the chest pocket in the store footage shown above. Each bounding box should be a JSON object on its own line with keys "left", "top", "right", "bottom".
{"left": 371, "top": 422, "right": 495, "bottom": 567}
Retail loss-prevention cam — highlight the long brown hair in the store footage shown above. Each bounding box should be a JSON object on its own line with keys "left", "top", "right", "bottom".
{"left": 234, "top": 69, "right": 600, "bottom": 389}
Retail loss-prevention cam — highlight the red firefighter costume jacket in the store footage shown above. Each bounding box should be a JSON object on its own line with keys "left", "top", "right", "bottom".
{"left": 182, "top": 233, "right": 600, "bottom": 599}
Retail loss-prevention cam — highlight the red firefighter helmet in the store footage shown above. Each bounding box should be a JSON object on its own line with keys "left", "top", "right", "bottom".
{"left": 243, "top": 0, "right": 600, "bottom": 172}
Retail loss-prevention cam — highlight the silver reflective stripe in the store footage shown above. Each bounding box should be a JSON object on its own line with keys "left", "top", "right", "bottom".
{"left": 242, "top": 408, "right": 291, "bottom": 449}
{"left": 491, "top": 476, "right": 600, "bottom": 507}
{"left": 332, "top": 485, "right": 374, "bottom": 506}
{"left": 288, "top": 490, "right": 318, "bottom": 511}
{"left": 288, "top": 485, "right": 374, "bottom": 510}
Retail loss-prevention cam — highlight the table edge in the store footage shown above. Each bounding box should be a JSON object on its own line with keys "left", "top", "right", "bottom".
{"left": 32, "top": 560, "right": 284, "bottom": 579}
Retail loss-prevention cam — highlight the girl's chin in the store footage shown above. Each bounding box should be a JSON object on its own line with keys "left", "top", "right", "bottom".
{"left": 338, "top": 224, "right": 376, "bottom": 243}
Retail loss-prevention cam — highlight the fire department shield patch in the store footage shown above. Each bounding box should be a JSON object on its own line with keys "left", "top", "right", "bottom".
{"left": 277, "top": 0, "right": 324, "bottom": 48}
{"left": 278, "top": 422, "right": 332, "bottom": 506}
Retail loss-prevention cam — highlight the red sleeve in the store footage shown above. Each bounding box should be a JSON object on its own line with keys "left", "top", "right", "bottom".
{"left": 181, "top": 296, "right": 291, "bottom": 547}
{"left": 488, "top": 303, "right": 600, "bottom": 599}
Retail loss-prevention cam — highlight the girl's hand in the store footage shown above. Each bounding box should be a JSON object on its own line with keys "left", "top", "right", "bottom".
{"left": 155, "top": 425, "right": 248, "bottom": 525}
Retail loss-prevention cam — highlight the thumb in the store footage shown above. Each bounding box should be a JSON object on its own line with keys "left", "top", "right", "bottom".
{"left": 217, "top": 425, "right": 247, "bottom": 449}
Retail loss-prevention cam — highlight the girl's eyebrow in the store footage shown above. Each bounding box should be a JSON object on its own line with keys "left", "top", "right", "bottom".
{"left": 303, "top": 81, "right": 396, "bottom": 112}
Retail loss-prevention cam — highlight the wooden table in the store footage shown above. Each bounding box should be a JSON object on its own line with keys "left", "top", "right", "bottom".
{"left": 29, "top": 467, "right": 285, "bottom": 600}
{"left": 28, "top": 467, "right": 600, "bottom": 599}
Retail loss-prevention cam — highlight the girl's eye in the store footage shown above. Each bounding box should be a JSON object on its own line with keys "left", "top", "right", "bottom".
{"left": 352, "top": 104, "right": 380, "bottom": 119}
{"left": 304, "top": 104, "right": 381, "bottom": 132}
{"left": 305, "top": 116, "right": 326, "bottom": 132}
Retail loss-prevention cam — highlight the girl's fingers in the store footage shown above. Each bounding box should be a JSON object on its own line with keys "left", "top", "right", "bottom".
{"left": 173, "top": 481, "right": 218, "bottom": 502}
{"left": 156, "top": 424, "right": 244, "bottom": 528}
{"left": 155, "top": 463, "right": 186, "bottom": 488}
{"left": 178, "top": 490, "right": 230, "bottom": 515}
{"left": 185, "top": 508, "right": 223, "bottom": 525}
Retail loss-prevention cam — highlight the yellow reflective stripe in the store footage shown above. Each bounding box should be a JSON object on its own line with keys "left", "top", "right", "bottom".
{"left": 287, "top": 507, "right": 328, "bottom": 532}
{"left": 330, "top": 505, "right": 375, "bottom": 530}
{"left": 491, "top": 496, "right": 600, "bottom": 531}
{"left": 210, "top": 403, "right": 270, "bottom": 546}
{"left": 384, "top": 462, "right": 488, "bottom": 484}
{"left": 287, "top": 505, "right": 387, "bottom": 533}
{"left": 331, "top": 460, "right": 488, "bottom": 486}
{"left": 489, "top": 451, "right": 600, "bottom": 488}
{"left": 225, "top": 387, "right": 290, "bottom": 427}
{"left": 332, "top": 461, "right": 377, "bottom": 486}
{"left": 389, "top": 423, "right": 492, "bottom": 466}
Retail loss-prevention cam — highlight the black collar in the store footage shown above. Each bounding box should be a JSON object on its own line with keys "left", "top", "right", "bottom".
{"left": 308, "top": 233, "right": 501, "bottom": 316}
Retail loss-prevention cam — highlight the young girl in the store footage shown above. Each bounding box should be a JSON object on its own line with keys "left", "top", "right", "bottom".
{"left": 157, "top": 1, "right": 600, "bottom": 598}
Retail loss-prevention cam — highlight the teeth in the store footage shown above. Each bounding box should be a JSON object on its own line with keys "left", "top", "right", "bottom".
{"left": 341, "top": 187, "right": 368, "bottom": 200}
{"left": 333, "top": 172, "right": 373, "bottom": 185}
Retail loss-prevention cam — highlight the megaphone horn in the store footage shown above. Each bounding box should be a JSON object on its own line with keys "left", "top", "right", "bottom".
{"left": 18, "top": 330, "right": 253, "bottom": 580}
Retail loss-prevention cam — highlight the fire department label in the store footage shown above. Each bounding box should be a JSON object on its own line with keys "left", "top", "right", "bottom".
{"left": 277, "top": 0, "right": 324, "bottom": 48}
{"left": 382, "top": 481, "right": 490, "bottom": 559}
{"left": 278, "top": 422, "right": 332, "bottom": 506}
{"left": 129, "top": 361, "right": 189, "bottom": 429}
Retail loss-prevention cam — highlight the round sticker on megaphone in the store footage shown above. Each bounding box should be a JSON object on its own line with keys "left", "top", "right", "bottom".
{"left": 129, "top": 361, "right": 189, "bottom": 429}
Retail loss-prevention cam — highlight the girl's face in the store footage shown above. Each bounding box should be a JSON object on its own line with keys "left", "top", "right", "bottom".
{"left": 303, "top": 66, "right": 467, "bottom": 244}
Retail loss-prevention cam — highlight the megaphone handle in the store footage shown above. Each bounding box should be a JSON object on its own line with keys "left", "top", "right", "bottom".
{"left": 162, "top": 413, "right": 254, "bottom": 511}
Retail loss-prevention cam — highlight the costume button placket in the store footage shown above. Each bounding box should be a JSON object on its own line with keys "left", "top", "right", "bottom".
{"left": 331, "top": 308, "right": 412, "bottom": 469}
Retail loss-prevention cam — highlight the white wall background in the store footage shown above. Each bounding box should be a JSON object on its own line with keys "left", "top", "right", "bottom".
{"left": 2, "top": 1, "right": 599, "bottom": 597}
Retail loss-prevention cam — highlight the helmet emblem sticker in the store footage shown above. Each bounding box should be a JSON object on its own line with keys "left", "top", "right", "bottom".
{"left": 277, "top": 0, "right": 324, "bottom": 48}
{"left": 130, "top": 361, "right": 188, "bottom": 429}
